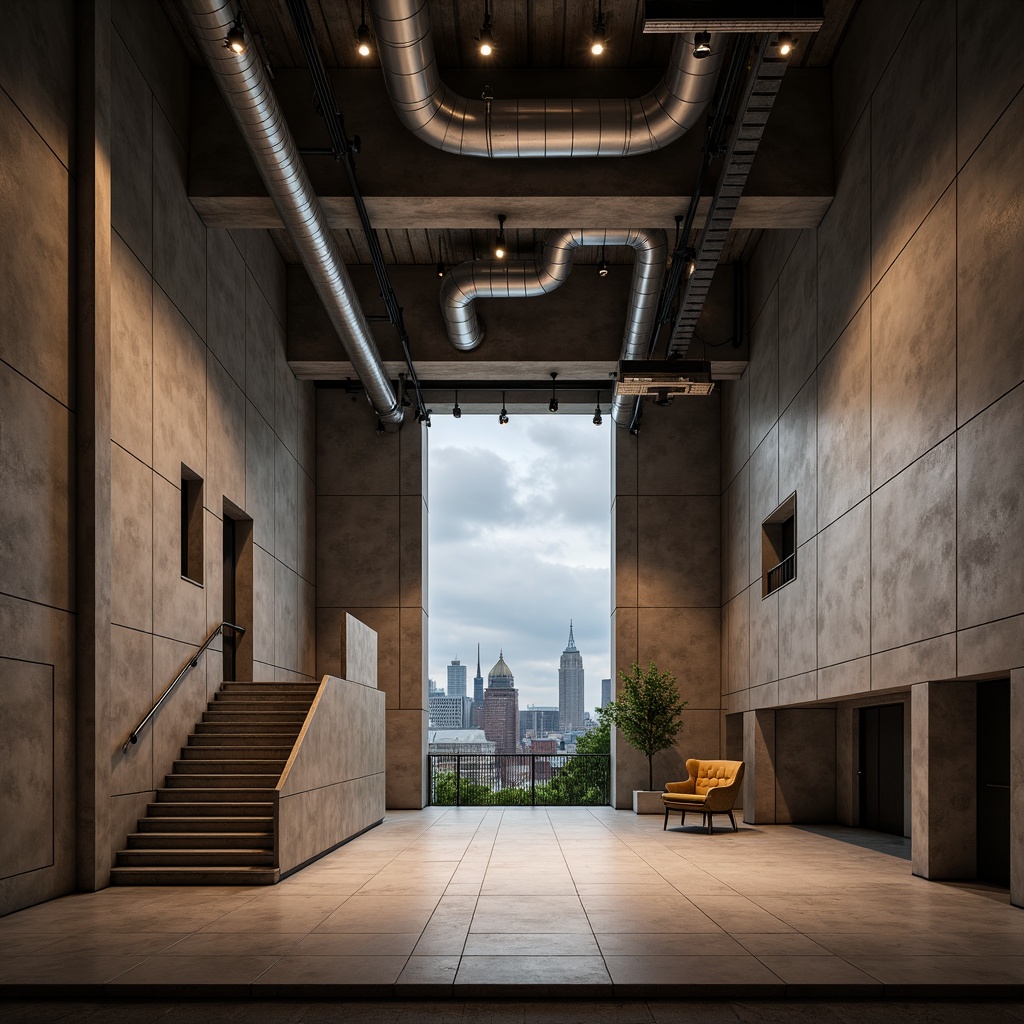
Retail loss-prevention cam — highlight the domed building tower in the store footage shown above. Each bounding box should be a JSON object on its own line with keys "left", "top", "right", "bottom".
{"left": 558, "top": 622, "right": 585, "bottom": 733}
{"left": 483, "top": 650, "right": 519, "bottom": 754}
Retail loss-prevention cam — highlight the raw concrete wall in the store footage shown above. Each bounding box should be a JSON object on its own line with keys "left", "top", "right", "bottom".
{"left": 611, "top": 398, "right": 722, "bottom": 806}
{"left": 315, "top": 394, "right": 428, "bottom": 809}
{"left": 276, "top": 673, "right": 386, "bottom": 875}
{"left": 104, "top": 0, "right": 317, "bottom": 883}
{"left": 0, "top": 0, "right": 77, "bottom": 916}
{"left": 722, "top": 0, "right": 1024, "bottom": 711}
{"left": 0, "top": 0, "right": 318, "bottom": 915}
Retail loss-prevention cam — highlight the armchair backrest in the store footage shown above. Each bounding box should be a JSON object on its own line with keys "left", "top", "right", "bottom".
{"left": 686, "top": 758, "right": 745, "bottom": 796}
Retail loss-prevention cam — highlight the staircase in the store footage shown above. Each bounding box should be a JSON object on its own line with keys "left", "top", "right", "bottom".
{"left": 111, "top": 679, "right": 320, "bottom": 885}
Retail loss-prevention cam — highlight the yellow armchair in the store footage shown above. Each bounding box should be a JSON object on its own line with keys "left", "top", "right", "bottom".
{"left": 662, "top": 759, "right": 745, "bottom": 834}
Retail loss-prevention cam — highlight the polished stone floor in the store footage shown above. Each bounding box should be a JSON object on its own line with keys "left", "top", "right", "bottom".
{"left": 3, "top": 807, "right": 1024, "bottom": 1001}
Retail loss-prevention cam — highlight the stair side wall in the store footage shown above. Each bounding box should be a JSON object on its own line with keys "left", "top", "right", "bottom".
{"left": 276, "top": 674, "right": 386, "bottom": 874}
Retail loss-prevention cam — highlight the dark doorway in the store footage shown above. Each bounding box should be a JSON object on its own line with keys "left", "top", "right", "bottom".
{"left": 977, "top": 679, "right": 1010, "bottom": 887}
{"left": 223, "top": 515, "right": 237, "bottom": 681}
{"left": 859, "top": 704, "right": 904, "bottom": 835}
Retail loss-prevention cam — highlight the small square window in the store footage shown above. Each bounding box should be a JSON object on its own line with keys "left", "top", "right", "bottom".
{"left": 762, "top": 493, "right": 796, "bottom": 598}
{"left": 180, "top": 466, "right": 204, "bottom": 585}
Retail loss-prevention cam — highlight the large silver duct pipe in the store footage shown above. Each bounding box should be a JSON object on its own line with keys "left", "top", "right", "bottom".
{"left": 440, "top": 229, "right": 666, "bottom": 425}
{"left": 182, "top": 0, "right": 403, "bottom": 427}
{"left": 369, "top": 0, "right": 724, "bottom": 158}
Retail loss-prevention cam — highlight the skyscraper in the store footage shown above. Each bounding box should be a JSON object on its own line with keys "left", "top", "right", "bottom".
{"left": 483, "top": 650, "right": 519, "bottom": 754}
{"left": 447, "top": 657, "right": 467, "bottom": 698}
{"left": 473, "top": 644, "right": 484, "bottom": 705}
{"left": 558, "top": 622, "right": 585, "bottom": 733}
{"left": 601, "top": 678, "right": 611, "bottom": 708}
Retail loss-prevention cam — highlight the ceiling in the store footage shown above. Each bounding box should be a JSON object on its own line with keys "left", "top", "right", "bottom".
{"left": 167, "top": 0, "right": 857, "bottom": 269}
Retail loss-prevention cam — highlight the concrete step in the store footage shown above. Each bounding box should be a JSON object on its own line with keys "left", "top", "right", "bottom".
{"left": 127, "top": 832, "right": 274, "bottom": 850}
{"left": 208, "top": 698, "right": 314, "bottom": 711}
{"left": 179, "top": 745, "right": 293, "bottom": 760}
{"left": 194, "top": 721, "right": 303, "bottom": 735}
{"left": 162, "top": 774, "right": 279, "bottom": 789}
{"left": 136, "top": 816, "right": 273, "bottom": 833}
{"left": 202, "top": 710, "right": 308, "bottom": 724}
{"left": 147, "top": 801, "right": 273, "bottom": 818}
{"left": 187, "top": 733, "right": 298, "bottom": 747}
{"left": 116, "top": 848, "right": 275, "bottom": 867}
{"left": 110, "top": 865, "right": 280, "bottom": 886}
{"left": 220, "top": 681, "right": 319, "bottom": 692}
{"left": 215, "top": 688, "right": 319, "bottom": 698}
{"left": 156, "top": 787, "right": 276, "bottom": 803}
{"left": 173, "top": 759, "right": 287, "bottom": 774}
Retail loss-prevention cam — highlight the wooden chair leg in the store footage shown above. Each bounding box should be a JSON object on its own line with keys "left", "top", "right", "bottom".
{"left": 663, "top": 806, "right": 669, "bottom": 830}
{"left": 728, "top": 810, "right": 738, "bottom": 832}
{"left": 706, "top": 813, "right": 713, "bottom": 835}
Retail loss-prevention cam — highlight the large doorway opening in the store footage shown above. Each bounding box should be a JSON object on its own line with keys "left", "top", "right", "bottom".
{"left": 426, "top": 411, "right": 611, "bottom": 804}
{"left": 977, "top": 679, "right": 1011, "bottom": 887}
{"left": 858, "top": 703, "right": 904, "bottom": 836}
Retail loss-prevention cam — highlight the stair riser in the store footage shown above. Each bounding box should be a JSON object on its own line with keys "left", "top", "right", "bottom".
{"left": 157, "top": 789, "right": 276, "bottom": 803}
{"left": 127, "top": 833, "right": 274, "bottom": 850}
{"left": 163, "top": 775, "right": 279, "bottom": 789}
{"left": 117, "top": 851, "right": 274, "bottom": 867}
{"left": 188, "top": 734, "right": 298, "bottom": 747}
{"left": 179, "top": 747, "right": 292, "bottom": 760}
{"left": 136, "top": 817, "right": 272, "bottom": 833}
{"left": 221, "top": 681, "right": 319, "bottom": 691}
{"left": 194, "top": 722, "right": 303, "bottom": 735}
{"left": 203, "top": 712, "right": 307, "bottom": 724}
{"left": 111, "top": 867, "right": 280, "bottom": 886}
{"left": 208, "top": 701, "right": 313, "bottom": 712}
{"left": 174, "top": 760, "right": 287, "bottom": 774}
{"left": 147, "top": 803, "right": 273, "bottom": 818}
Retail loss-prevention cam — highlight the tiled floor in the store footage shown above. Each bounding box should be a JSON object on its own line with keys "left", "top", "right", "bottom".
{"left": 3, "top": 807, "right": 1024, "bottom": 1003}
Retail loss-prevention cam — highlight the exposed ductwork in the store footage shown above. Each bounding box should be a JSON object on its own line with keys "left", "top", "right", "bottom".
{"left": 369, "top": 0, "right": 724, "bottom": 158}
{"left": 181, "top": 0, "right": 403, "bottom": 427}
{"left": 439, "top": 229, "right": 667, "bottom": 425}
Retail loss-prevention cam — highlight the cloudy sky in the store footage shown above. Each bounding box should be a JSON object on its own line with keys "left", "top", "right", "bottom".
{"left": 427, "top": 411, "right": 611, "bottom": 715}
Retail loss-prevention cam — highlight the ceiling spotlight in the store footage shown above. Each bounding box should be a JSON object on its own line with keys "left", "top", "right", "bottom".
{"left": 684, "top": 247, "right": 697, "bottom": 277}
{"left": 598, "top": 260, "right": 609, "bottom": 277}
{"left": 356, "top": 3, "right": 371, "bottom": 56}
{"left": 453, "top": 390, "right": 462, "bottom": 419}
{"left": 548, "top": 372, "right": 559, "bottom": 413}
{"left": 692, "top": 31, "right": 712, "bottom": 59}
{"left": 436, "top": 233, "right": 446, "bottom": 278}
{"left": 478, "top": 2, "right": 494, "bottom": 56}
{"left": 499, "top": 391, "right": 509, "bottom": 425}
{"left": 777, "top": 33, "right": 795, "bottom": 57}
{"left": 436, "top": 260, "right": 445, "bottom": 278}
{"left": 375, "top": 418, "right": 385, "bottom": 435}
{"left": 224, "top": 13, "right": 247, "bottom": 55}
{"left": 593, "top": 393, "right": 603, "bottom": 426}
{"left": 494, "top": 213, "right": 507, "bottom": 260}
{"left": 591, "top": 3, "right": 606, "bottom": 56}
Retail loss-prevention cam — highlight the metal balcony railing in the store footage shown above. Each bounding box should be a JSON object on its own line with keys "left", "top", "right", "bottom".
{"left": 766, "top": 552, "right": 796, "bottom": 594}
{"left": 428, "top": 753, "right": 611, "bottom": 807}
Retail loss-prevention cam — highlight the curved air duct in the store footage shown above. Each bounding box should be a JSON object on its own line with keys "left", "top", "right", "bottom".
{"left": 440, "top": 229, "right": 667, "bottom": 425}
{"left": 181, "top": 0, "right": 403, "bottom": 427}
{"left": 369, "top": 0, "right": 724, "bottom": 157}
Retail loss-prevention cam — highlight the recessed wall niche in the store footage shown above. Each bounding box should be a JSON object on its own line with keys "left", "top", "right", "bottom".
{"left": 762, "top": 492, "right": 796, "bottom": 597}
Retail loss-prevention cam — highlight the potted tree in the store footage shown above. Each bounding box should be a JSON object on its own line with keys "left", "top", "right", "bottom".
{"left": 602, "top": 661, "right": 687, "bottom": 813}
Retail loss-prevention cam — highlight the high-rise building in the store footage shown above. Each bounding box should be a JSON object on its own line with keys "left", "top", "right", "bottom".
{"left": 473, "top": 644, "right": 484, "bottom": 705}
{"left": 429, "top": 678, "right": 443, "bottom": 696}
{"left": 519, "top": 706, "right": 561, "bottom": 741}
{"left": 601, "top": 678, "right": 611, "bottom": 708}
{"left": 558, "top": 622, "right": 585, "bottom": 733}
{"left": 483, "top": 650, "right": 519, "bottom": 754}
{"left": 429, "top": 694, "right": 474, "bottom": 729}
{"left": 447, "top": 657, "right": 467, "bottom": 698}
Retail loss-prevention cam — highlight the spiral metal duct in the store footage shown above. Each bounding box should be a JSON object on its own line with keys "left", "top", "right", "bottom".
{"left": 440, "top": 229, "right": 667, "bottom": 424}
{"left": 369, "top": 0, "right": 724, "bottom": 158}
{"left": 181, "top": 0, "right": 403, "bottom": 427}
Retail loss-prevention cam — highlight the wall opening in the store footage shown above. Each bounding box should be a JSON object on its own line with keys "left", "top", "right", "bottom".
{"left": 222, "top": 500, "right": 253, "bottom": 681}
{"left": 762, "top": 492, "right": 796, "bottom": 597}
{"left": 180, "top": 466, "right": 204, "bottom": 585}
{"left": 426, "top": 409, "right": 611, "bottom": 769}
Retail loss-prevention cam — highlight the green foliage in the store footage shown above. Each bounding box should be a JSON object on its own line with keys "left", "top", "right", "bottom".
{"left": 430, "top": 754, "right": 610, "bottom": 807}
{"left": 576, "top": 713, "right": 610, "bottom": 756}
{"left": 602, "top": 661, "right": 687, "bottom": 791}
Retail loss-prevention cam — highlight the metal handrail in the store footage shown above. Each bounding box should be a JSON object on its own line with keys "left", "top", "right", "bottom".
{"left": 766, "top": 552, "right": 796, "bottom": 594}
{"left": 121, "top": 621, "right": 246, "bottom": 754}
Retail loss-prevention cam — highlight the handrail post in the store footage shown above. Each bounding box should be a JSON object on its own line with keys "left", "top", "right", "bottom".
{"left": 456, "top": 754, "right": 461, "bottom": 808}
{"left": 531, "top": 754, "right": 536, "bottom": 806}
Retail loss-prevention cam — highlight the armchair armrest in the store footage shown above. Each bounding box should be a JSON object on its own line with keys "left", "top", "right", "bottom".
{"left": 703, "top": 775, "right": 743, "bottom": 812}
{"left": 664, "top": 780, "right": 695, "bottom": 794}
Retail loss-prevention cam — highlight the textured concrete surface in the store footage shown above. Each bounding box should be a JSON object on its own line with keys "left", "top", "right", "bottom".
{"left": 340, "top": 613, "right": 378, "bottom": 689}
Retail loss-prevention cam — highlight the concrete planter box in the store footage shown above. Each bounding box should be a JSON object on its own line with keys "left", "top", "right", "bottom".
{"left": 633, "top": 790, "right": 663, "bottom": 814}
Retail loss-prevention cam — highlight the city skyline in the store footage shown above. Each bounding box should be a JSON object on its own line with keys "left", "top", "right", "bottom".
{"left": 427, "top": 415, "right": 611, "bottom": 713}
